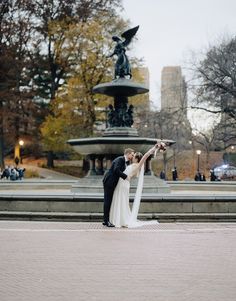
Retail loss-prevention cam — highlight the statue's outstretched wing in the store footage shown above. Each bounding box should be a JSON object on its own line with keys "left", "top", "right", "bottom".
{"left": 121, "top": 25, "right": 139, "bottom": 46}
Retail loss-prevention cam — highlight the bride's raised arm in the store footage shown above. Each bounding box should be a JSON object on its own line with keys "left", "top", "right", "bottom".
{"left": 137, "top": 142, "right": 166, "bottom": 170}
{"left": 137, "top": 145, "right": 158, "bottom": 170}
{"left": 127, "top": 143, "right": 166, "bottom": 180}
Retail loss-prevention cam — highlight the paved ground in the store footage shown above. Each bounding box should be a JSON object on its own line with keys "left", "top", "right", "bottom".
{"left": 0, "top": 221, "right": 236, "bottom": 301}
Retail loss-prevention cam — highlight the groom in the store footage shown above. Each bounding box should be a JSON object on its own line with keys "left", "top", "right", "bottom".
{"left": 102, "top": 148, "right": 135, "bottom": 227}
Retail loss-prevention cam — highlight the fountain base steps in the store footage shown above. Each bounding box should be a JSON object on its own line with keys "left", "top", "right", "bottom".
{"left": 71, "top": 175, "right": 171, "bottom": 194}
{"left": 1, "top": 192, "right": 236, "bottom": 222}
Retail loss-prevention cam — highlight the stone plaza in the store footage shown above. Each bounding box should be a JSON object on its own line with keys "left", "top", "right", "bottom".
{"left": 0, "top": 220, "right": 236, "bottom": 301}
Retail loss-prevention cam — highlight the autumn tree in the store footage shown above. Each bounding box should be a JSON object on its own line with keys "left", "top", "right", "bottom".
{"left": 40, "top": 14, "right": 129, "bottom": 157}
{"left": 27, "top": 0, "right": 122, "bottom": 166}
{"left": 0, "top": 0, "right": 139, "bottom": 168}
{"left": 30, "top": 0, "right": 121, "bottom": 101}
{"left": 0, "top": 0, "right": 42, "bottom": 167}
{"left": 0, "top": 0, "right": 10, "bottom": 168}
{"left": 191, "top": 128, "right": 219, "bottom": 171}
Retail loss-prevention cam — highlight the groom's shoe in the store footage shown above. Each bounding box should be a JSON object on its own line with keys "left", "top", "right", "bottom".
{"left": 102, "top": 221, "right": 115, "bottom": 227}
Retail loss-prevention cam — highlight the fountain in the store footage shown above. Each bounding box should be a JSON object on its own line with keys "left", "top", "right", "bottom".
{"left": 68, "top": 26, "right": 174, "bottom": 193}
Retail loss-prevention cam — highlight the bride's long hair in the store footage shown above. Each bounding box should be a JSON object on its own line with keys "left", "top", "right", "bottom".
{"left": 134, "top": 152, "right": 143, "bottom": 163}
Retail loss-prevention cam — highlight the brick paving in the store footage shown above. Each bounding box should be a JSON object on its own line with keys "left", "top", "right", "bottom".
{"left": 0, "top": 221, "right": 236, "bottom": 301}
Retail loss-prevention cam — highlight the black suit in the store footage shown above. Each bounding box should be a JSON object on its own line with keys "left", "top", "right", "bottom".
{"left": 103, "top": 156, "right": 128, "bottom": 222}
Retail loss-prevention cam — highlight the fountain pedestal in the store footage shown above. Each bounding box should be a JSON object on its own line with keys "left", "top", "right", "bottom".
{"left": 93, "top": 78, "right": 149, "bottom": 137}
{"left": 103, "top": 126, "right": 138, "bottom": 137}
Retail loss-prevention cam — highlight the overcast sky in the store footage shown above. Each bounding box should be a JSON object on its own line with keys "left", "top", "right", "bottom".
{"left": 122, "top": 0, "right": 236, "bottom": 109}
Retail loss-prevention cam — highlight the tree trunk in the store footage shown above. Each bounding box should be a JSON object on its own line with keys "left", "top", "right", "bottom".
{"left": 163, "top": 152, "right": 168, "bottom": 180}
{"left": 0, "top": 132, "right": 4, "bottom": 169}
{"left": 0, "top": 100, "right": 4, "bottom": 169}
{"left": 47, "top": 151, "right": 54, "bottom": 168}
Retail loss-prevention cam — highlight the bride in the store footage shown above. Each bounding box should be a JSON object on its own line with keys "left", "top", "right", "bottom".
{"left": 109, "top": 143, "right": 165, "bottom": 228}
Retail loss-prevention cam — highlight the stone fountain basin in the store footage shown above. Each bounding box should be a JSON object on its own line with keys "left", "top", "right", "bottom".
{"left": 67, "top": 137, "right": 174, "bottom": 155}
{"left": 92, "top": 78, "right": 149, "bottom": 97}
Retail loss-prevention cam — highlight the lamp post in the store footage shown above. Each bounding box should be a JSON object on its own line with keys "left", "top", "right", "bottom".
{"left": 173, "top": 121, "right": 179, "bottom": 169}
{"left": 15, "top": 139, "right": 24, "bottom": 165}
{"left": 173, "top": 147, "right": 176, "bottom": 168}
{"left": 196, "top": 149, "right": 201, "bottom": 172}
{"left": 19, "top": 139, "right": 24, "bottom": 163}
{"left": 189, "top": 140, "right": 194, "bottom": 177}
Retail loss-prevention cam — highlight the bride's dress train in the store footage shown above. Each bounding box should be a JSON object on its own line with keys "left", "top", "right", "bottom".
{"left": 110, "top": 164, "right": 158, "bottom": 228}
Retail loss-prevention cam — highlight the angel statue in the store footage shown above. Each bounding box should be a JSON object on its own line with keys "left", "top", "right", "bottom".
{"left": 108, "top": 25, "right": 139, "bottom": 79}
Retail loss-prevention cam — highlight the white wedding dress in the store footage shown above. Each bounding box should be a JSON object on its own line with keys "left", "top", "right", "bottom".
{"left": 109, "top": 163, "right": 158, "bottom": 228}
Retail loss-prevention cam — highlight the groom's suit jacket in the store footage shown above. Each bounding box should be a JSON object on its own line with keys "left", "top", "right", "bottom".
{"left": 103, "top": 156, "right": 127, "bottom": 190}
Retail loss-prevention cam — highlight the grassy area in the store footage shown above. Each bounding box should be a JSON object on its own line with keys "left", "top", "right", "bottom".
{"left": 24, "top": 169, "right": 40, "bottom": 178}
{"left": 52, "top": 166, "right": 86, "bottom": 178}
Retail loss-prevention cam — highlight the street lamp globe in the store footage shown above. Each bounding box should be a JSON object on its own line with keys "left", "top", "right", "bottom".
{"left": 19, "top": 140, "right": 24, "bottom": 146}
{"left": 196, "top": 150, "right": 201, "bottom": 155}
{"left": 196, "top": 150, "right": 201, "bottom": 173}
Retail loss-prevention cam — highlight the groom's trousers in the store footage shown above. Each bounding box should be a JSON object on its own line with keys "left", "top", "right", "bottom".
{"left": 103, "top": 183, "right": 116, "bottom": 223}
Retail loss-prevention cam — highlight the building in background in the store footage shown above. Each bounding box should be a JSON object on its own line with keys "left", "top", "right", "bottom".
{"left": 160, "top": 66, "right": 192, "bottom": 150}
{"left": 161, "top": 66, "right": 187, "bottom": 114}
{"left": 139, "top": 67, "right": 149, "bottom": 89}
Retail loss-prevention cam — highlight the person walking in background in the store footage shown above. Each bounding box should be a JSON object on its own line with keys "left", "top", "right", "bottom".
{"left": 172, "top": 167, "right": 178, "bottom": 181}
{"left": 200, "top": 173, "right": 206, "bottom": 181}
{"left": 195, "top": 172, "right": 206, "bottom": 181}
{"left": 210, "top": 170, "right": 216, "bottom": 181}
{"left": 195, "top": 172, "right": 200, "bottom": 181}
{"left": 160, "top": 170, "right": 166, "bottom": 180}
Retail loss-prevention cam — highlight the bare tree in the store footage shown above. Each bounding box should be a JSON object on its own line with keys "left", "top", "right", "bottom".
{"left": 192, "top": 128, "right": 219, "bottom": 171}
{"left": 190, "top": 35, "right": 236, "bottom": 149}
